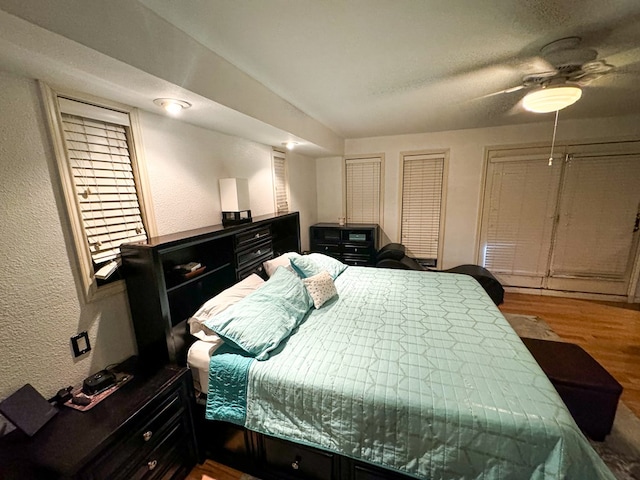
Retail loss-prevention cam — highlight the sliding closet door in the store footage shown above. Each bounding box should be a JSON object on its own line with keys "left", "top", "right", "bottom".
{"left": 479, "top": 151, "right": 562, "bottom": 287}
{"left": 547, "top": 151, "right": 640, "bottom": 295}
{"left": 481, "top": 141, "right": 640, "bottom": 297}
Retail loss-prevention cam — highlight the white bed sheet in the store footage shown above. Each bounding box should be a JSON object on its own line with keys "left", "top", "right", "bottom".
{"left": 187, "top": 340, "right": 222, "bottom": 395}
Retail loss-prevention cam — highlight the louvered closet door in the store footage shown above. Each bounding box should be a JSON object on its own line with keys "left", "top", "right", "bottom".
{"left": 480, "top": 152, "right": 563, "bottom": 288}
{"left": 345, "top": 157, "right": 382, "bottom": 224}
{"left": 400, "top": 153, "right": 445, "bottom": 263}
{"left": 547, "top": 152, "right": 640, "bottom": 295}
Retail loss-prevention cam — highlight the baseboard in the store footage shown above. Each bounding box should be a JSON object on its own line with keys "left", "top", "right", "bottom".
{"left": 503, "top": 286, "right": 630, "bottom": 303}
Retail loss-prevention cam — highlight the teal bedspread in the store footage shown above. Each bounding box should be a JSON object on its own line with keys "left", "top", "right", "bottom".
{"left": 207, "top": 267, "right": 614, "bottom": 479}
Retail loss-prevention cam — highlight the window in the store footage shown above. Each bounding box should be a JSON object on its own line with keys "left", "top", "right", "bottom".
{"left": 272, "top": 149, "right": 289, "bottom": 213}
{"left": 41, "top": 84, "right": 155, "bottom": 301}
{"left": 479, "top": 151, "right": 562, "bottom": 287}
{"left": 344, "top": 155, "right": 383, "bottom": 224}
{"left": 399, "top": 152, "right": 447, "bottom": 267}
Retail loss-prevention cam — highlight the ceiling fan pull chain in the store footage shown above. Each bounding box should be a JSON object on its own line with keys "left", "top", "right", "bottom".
{"left": 548, "top": 110, "right": 560, "bottom": 166}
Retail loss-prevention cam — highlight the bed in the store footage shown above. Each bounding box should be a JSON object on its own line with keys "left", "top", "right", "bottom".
{"left": 185, "top": 253, "right": 614, "bottom": 480}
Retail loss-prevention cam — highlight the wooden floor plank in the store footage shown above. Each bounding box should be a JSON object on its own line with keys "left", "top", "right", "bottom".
{"left": 186, "top": 459, "right": 248, "bottom": 480}
{"left": 499, "top": 292, "right": 640, "bottom": 418}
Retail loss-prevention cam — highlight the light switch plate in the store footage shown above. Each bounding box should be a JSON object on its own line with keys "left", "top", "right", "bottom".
{"left": 71, "top": 331, "right": 91, "bottom": 357}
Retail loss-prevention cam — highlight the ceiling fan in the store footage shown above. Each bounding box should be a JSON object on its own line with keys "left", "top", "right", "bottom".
{"left": 492, "top": 36, "right": 615, "bottom": 112}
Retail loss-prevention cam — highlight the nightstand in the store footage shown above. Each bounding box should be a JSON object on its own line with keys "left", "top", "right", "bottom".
{"left": 0, "top": 359, "right": 198, "bottom": 480}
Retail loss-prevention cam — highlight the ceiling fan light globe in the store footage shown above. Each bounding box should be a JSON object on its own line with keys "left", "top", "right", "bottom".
{"left": 522, "top": 86, "right": 582, "bottom": 113}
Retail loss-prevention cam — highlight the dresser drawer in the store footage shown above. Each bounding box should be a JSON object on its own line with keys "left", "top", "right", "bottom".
{"left": 236, "top": 226, "right": 271, "bottom": 249}
{"left": 90, "top": 388, "right": 184, "bottom": 479}
{"left": 342, "top": 243, "right": 372, "bottom": 256}
{"left": 126, "top": 419, "right": 190, "bottom": 480}
{"left": 342, "top": 255, "right": 372, "bottom": 266}
{"left": 263, "top": 436, "right": 335, "bottom": 480}
{"left": 312, "top": 243, "right": 342, "bottom": 255}
{"left": 237, "top": 239, "right": 273, "bottom": 268}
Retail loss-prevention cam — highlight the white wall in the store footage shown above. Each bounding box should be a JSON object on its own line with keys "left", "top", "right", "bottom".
{"left": 139, "top": 111, "right": 276, "bottom": 234}
{"left": 0, "top": 70, "right": 318, "bottom": 402}
{"left": 317, "top": 115, "right": 640, "bottom": 272}
{"left": 316, "top": 156, "right": 344, "bottom": 224}
{"left": 287, "top": 150, "right": 318, "bottom": 251}
{"left": 141, "top": 113, "right": 318, "bottom": 249}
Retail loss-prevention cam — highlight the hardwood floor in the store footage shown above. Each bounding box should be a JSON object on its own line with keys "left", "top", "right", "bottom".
{"left": 186, "top": 459, "right": 250, "bottom": 480}
{"left": 499, "top": 292, "right": 640, "bottom": 418}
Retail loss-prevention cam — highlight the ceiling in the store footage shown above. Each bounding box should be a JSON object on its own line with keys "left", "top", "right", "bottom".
{"left": 138, "top": 0, "right": 640, "bottom": 138}
{"left": 1, "top": 0, "right": 640, "bottom": 155}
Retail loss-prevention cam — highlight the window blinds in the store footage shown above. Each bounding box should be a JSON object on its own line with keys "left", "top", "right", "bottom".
{"left": 59, "top": 100, "right": 147, "bottom": 266}
{"left": 273, "top": 151, "right": 289, "bottom": 213}
{"left": 345, "top": 157, "right": 381, "bottom": 224}
{"left": 551, "top": 154, "right": 640, "bottom": 279}
{"left": 400, "top": 153, "right": 444, "bottom": 259}
{"left": 482, "top": 154, "right": 562, "bottom": 277}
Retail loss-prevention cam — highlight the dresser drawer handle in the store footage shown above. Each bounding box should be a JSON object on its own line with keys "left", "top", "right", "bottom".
{"left": 142, "top": 430, "right": 153, "bottom": 442}
{"left": 148, "top": 459, "right": 158, "bottom": 471}
{"left": 255, "top": 233, "right": 260, "bottom": 238}
{"left": 291, "top": 455, "right": 301, "bottom": 470}
{"left": 256, "top": 249, "right": 262, "bottom": 255}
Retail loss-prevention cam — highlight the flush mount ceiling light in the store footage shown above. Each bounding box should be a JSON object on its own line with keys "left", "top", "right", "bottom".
{"left": 153, "top": 98, "right": 192, "bottom": 115}
{"left": 522, "top": 85, "right": 582, "bottom": 113}
{"left": 282, "top": 141, "right": 298, "bottom": 150}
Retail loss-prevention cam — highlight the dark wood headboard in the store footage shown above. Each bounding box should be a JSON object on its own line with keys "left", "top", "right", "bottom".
{"left": 121, "top": 212, "right": 301, "bottom": 366}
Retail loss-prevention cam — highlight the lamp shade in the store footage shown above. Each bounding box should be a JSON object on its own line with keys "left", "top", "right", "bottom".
{"left": 522, "top": 86, "right": 582, "bottom": 113}
{"left": 219, "top": 178, "right": 250, "bottom": 211}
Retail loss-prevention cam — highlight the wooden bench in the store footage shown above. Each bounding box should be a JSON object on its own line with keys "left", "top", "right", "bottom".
{"left": 521, "top": 337, "right": 623, "bottom": 441}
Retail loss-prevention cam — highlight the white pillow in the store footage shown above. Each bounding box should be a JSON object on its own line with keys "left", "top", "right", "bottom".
{"left": 188, "top": 273, "right": 265, "bottom": 341}
{"left": 302, "top": 270, "right": 338, "bottom": 309}
{"left": 263, "top": 251, "right": 301, "bottom": 277}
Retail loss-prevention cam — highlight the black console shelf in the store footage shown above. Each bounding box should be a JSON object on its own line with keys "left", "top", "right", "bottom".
{"left": 121, "top": 212, "right": 301, "bottom": 365}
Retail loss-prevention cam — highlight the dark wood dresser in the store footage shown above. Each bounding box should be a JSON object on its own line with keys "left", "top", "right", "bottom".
{"left": 309, "top": 223, "right": 379, "bottom": 266}
{"left": 0, "top": 361, "right": 197, "bottom": 480}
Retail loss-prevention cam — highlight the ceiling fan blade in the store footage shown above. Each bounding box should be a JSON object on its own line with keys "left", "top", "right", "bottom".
{"left": 572, "top": 72, "right": 607, "bottom": 86}
{"left": 477, "top": 84, "right": 526, "bottom": 99}
{"left": 605, "top": 46, "right": 640, "bottom": 69}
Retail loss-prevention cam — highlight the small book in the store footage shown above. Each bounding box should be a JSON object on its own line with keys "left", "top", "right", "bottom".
{"left": 174, "top": 262, "right": 201, "bottom": 273}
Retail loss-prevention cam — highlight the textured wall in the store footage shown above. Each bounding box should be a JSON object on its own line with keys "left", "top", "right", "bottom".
{"left": 139, "top": 110, "right": 276, "bottom": 235}
{"left": 0, "top": 71, "right": 319, "bottom": 403}
{"left": 287, "top": 149, "right": 318, "bottom": 251}
{"left": 0, "top": 72, "right": 136, "bottom": 402}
